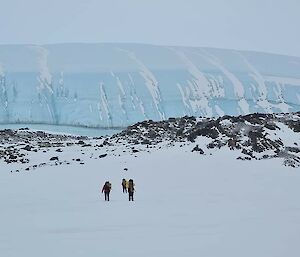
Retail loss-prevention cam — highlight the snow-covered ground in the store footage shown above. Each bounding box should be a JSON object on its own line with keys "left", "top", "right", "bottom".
{"left": 1, "top": 146, "right": 300, "bottom": 257}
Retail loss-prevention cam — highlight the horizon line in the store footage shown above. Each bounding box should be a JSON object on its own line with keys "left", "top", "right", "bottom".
{"left": 0, "top": 41, "right": 299, "bottom": 58}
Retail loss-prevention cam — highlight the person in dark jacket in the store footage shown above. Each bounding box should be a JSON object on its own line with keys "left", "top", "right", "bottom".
{"left": 102, "top": 181, "right": 111, "bottom": 201}
{"left": 128, "top": 179, "right": 135, "bottom": 201}
{"left": 122, "top": 178, "right": 127, "bottom": 193}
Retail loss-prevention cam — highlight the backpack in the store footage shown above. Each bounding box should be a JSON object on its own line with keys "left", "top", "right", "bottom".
{"left": 103, "top": 182, "right": 111, "bottom": 192}
{"left": 128, "top": 181, "right": 135, "bottom": 192}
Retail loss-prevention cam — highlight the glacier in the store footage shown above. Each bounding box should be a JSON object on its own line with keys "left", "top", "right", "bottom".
{"left": 0, "top": 43, "right": 300, "bottom": 128}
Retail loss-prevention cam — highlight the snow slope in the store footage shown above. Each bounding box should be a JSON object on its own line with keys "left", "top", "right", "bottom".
{"left": 1, "top": 147, "right": 300, "bottom": 257}
{"left": 1, "top": 43, "right": 300, "bottom": 127}
{"left": 1, "top": 110, "right": 300, "bottom": 257}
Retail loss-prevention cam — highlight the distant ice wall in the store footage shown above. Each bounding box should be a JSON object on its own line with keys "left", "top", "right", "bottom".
{"left": 0, "top": 43, "right": 300, "bottom": 127}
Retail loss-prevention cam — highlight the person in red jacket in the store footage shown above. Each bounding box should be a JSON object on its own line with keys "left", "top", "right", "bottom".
{"left": 102, "top": 181, "right": 111, "bottom": 201}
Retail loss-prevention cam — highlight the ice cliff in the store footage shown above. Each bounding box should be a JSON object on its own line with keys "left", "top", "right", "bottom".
{"left": 0, "top": 43, "right": 300, "bottom": 127}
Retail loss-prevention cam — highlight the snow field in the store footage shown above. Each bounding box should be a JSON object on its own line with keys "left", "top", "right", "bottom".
{"left": 1, "top": 147, "right": 300, "bottom": 257}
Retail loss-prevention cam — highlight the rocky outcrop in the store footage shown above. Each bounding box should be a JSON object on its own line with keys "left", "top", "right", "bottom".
{"left": 112, "top": 112, "right": 300, "bottom": 167}
{"left": 1, "top": 112, "right": 300, "bottom": 171}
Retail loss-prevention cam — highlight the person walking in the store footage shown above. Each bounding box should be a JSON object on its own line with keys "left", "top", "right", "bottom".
{"left": 122, "top": 178, "right": 128, "bottom": 193}
{"left": 101, "top": 181, "right": 112, "bottom": 201}
{"left": 128, "top": 179, "right": 135, "bottom": 201}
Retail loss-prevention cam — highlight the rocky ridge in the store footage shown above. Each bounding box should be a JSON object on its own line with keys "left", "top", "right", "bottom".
{"left": 112, "top": 112, "right": 300, "bottom": 167}
{"left": 1, "top": 112, "right": 300, "bottom": 172}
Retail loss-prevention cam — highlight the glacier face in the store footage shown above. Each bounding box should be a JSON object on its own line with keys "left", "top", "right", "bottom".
{"left": 0, "top": 43, "right": 300, "bottom": 127}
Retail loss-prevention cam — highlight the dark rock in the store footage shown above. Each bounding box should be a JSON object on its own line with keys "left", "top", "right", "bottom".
{"left": 191, "top": 145, "right": 204, "bottom": 154}
{"left": 99, "top": 154, "right": 107, "bottom": 158}
{"left": 9, "top": 155, "right": 18, "bottom": 160}
{"left": 241, "top": 149, "right": 254, "bottom": 158}
{"left": 50, "top": 156, "right": 59, "bottom": 161}
{"left": 228, "top": 138, "right": 240, "bottom": 150}
{"left": 284, "top": 158, "right": 300, "bottom": 168}
{"left": 286, "top": 147, "right": 300, "bottom": 153}
{"left": 237, "top": 156, "right": 251, "bottom": 161}
{"left": 265, "top": 123, "right": 278, "bottom": 130}
{"left": 20, "top": 158, "right": 28, "bottom": 164}
{"left": 141, "top": 139, "right": 151, "bottom": 145}
{"left": 286, "top": 121, "right": 300, "bottom": 132}
{"left": 168, "top": 117, "right": 176, "bottom": 122}
{"left": 103, "top": 140, "right": 110, "bottom": 146}
{"left": 147, "top": 130, "right": 158, "bottom": 139}
{"left": 22, "top": 145, "right": 32, "bottom": 151}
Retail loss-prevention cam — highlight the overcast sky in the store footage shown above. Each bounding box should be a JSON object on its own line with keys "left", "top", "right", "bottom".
{"left": 1, "top": 0, "right": 300, "bottom": 56}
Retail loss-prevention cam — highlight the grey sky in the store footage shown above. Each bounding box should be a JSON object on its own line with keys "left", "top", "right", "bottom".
{"left": 1, "top": 0, "right": 300, "bottom": 56}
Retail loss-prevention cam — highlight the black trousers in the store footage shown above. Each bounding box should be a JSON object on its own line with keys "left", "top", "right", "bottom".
{"left": 122, "top": 186, "right": 127, "bottom": 193}
{"left": 104, "top": 192, "right": 110, "bottom": 201}
{"left": 129, "top": 192, "right": 134, "bottom": 201}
